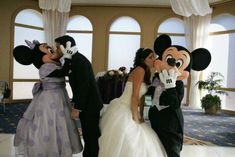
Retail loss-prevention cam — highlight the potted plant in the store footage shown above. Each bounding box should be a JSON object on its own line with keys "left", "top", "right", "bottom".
{"left": 197, "top": 72, "right": 228, "bottom": 114}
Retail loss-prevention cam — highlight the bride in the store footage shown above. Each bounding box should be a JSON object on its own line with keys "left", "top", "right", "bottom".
{"left": 98, "top": 48, "right": 167, "bottom": 157}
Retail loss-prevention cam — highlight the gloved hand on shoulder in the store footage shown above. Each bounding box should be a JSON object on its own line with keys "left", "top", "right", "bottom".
{"left": 60, "top": 41, "right": 78, "bottom": 59}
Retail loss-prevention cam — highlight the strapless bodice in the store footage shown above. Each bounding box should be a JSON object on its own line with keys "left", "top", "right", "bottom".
{"left": 118, "top": 81, "right": 147, "bottom": 104}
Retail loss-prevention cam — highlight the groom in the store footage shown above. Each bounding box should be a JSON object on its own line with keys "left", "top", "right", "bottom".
{"left": 52, "top": 35, "right": 103, "bottom": 157}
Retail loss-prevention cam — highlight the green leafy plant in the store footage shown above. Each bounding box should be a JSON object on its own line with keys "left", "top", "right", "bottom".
{"left": 197, "top": 72, "right": 228, "bottom": 114}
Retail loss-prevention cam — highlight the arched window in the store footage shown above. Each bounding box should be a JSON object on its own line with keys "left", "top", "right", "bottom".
{"left": 208, "top": 14, "right": 235, "bottom": 110}
{"left": 66, "top": 15, "right": 93, "bottom": 62}
{"left": 108, "top": 16, "right": 141, "bottom": 72}
{"left": 157, "top": 18, "right": 187, "bottom": 104}
{"left": 13, "top": 9, "right": 45, "bottom": 100}
{"left": 157, "top": 18, "right": 186, "bottom": 47}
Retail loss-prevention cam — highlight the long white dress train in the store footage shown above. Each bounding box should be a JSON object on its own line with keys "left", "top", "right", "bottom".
{"left": 99, "top": 81, "right": 167, "bottom": 157}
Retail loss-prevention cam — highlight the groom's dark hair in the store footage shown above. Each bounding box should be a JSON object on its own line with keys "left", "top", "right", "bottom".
{"left": 55, "top": 35, "right": 76, "bottom": 47}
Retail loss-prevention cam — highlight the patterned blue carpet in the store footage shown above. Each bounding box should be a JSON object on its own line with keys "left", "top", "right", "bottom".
{"left": 183, "top": 107, "right": 235, "bottom": 147}
{"left": 0, "top": 103, "right": 28, "bottom": 133}
{"left": 0, "top": 103, "right": 235, "bottom": 146}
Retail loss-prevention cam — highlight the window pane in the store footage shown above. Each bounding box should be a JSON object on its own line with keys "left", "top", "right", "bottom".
{"left": 227, "top": 33, "right": 235, "bottom": 88}
{"left": 13, "top": 82, "right": 72, "bottom": 100}
{"left": 13, "top": 60, "right": 39, "bottom": 79}
{"left": 208, "top": 34, "right": 235, "bottom": 89}
{"left": 108, "top": 34, "right": 140, "bottom": 72}
{"left": 13, "top": 9, "right": 45, "bottom": 100}
{"left": 207, "top": 34, "right": 229, "bottom": 87}
{"left": 211, "top": 14, "right": 235, "bottom": 30}
{"left": 170, "top": 36, "right": 186, "bottom": 47}
{"left": 224, "top": 91, "right": 235, "bottom": 111}
{"left": 208, "top": 15, "right": 235, "bottom": 89}
{"left": 13, "top": 82, "right": 35, "bottom": 99}
{"left": 110, "top": 16, "right": 140, "bottom": 32}
{"left": 158, "top": 18, "right": 185, "bottom": 33}
{"left": 14, "top": 26, "right": 45, "bottom": 46}
{"left": 13, "top": 26, "right": 45, "bottom": 79}
{"left": 209, "top": 24, "right": 226, "bottom": 32}
{"left": 15, "top": 9, "right": 43, "bottom": 27}
{"left": 67, "top": 15, "right": 93, "bottom": 31}
{"left": 66, "top": 33, "right": 93, "bottom": 62}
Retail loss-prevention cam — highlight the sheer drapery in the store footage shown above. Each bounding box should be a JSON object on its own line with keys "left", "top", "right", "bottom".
{"left": 169, "top": 0, "right": 212, "bottom": 108}
{"left": 170, "top": 0, "right": 212, "bottom": 17}
{"left": 39, "top": 0, "right": 71, "bottom": 47}
{"left": 39, "top": 0, "right": 71, "bottom": 12}
{"left": 184, "top": 14, "right": 212, "bottom": 108}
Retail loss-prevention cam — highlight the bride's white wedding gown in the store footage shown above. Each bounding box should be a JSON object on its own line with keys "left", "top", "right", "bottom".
{"left": 99, "top": 81, "right": 167, "bottom": 157}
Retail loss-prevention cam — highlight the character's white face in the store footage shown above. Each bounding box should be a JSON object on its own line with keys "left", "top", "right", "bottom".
{"left": 39, "top": 44, "right": 61, "bottom": 64}
{"left": 154, "top": 46, "right": 191, "bottom": 80}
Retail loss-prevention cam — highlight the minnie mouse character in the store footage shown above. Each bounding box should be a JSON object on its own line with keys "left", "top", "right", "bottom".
{"left": 148, "top": 34, "right": 211, "bottom": 157}
{"left": 13, "top": 40, "right": 83, "bottom": 157}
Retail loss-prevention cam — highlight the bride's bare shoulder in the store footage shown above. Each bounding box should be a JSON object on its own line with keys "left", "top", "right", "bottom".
{"left": 127, "top": 66, "right": 145, "bottom": 82}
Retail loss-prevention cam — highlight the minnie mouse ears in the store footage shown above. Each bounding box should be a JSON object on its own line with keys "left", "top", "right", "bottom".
{"left": 13, "top": 45, "right": 34, "bottom": 65}
{"left": 25, "top": 40, "right": 40, "bottom": 49}
{"left": 13, "top": 40, "right": 44, "bottom": 69}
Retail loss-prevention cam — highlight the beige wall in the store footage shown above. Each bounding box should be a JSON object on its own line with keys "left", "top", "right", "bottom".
{"left": 0, "top": 1, "right": 177, "bottom": 83}
{"left": 0, "top": 0, "right": 235, "bottom": 101}
{"left": 0, "top": 0, "right": 39, "bottom": 90}
{"left": 69, "top": 6, "right": 178, "bottom": 73}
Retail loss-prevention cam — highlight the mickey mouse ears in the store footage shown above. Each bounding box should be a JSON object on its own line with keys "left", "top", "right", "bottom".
{"left": 191, "top": 48, "right": 211, "bottom": 71}
{"left": 154, "top": 34, "right": 171, "bottom": 56}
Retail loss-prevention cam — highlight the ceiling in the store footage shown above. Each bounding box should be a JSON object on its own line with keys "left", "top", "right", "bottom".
{"left": 71, "top": 0, "right": 228, "bottom": 7}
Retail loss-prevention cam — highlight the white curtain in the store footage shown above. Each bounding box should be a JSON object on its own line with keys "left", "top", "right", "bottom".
{"left": 170, "top": 0, "right": 212, "bottom": 17}
{"left": 39, "top": 0, "right": 71, "bottom": 47}
{"left": 184, "top": 14, "right": 211, "bottom": 108}
{"left": 170, "top": 0, "right": 212, "bottom": 108}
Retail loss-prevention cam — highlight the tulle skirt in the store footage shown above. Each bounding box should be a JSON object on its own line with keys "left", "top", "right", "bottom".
{"left": 99, "top": 98, "right": 167, "bottom": 157}
{"left": 14, "top": 88, "right": 83, "bottom": 157}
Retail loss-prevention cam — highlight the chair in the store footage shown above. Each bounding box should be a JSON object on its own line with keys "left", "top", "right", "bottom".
{"left": 97, "top": 75, "right": 127, "bottom": 104}
{"left": 0, "top": 81, "right": 11, "bottom": 112}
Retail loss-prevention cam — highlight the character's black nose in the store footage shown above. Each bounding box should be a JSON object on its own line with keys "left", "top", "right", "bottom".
{"left": 167, "top": 58, "right": 176, "bottom": 66}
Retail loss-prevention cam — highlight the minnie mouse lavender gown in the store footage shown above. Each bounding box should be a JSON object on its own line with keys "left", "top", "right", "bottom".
{"left": 13, "top": 40, "right": 83, "bottom": 157}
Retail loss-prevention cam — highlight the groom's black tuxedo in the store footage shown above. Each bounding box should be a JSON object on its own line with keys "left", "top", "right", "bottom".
{"left": 69, "top": 52, "right": 103, "bottom": 115}
{"left": 48, "top": 52, "right": 103, "bottom": 157}
{"left": 148, "top": 75, "right": 184, "bottom": 157}
{"left": 69, "top": 52, "right": 103, "bottom": 157}
{"left": 52, "top": 35, "right": 103, "bottom": 157}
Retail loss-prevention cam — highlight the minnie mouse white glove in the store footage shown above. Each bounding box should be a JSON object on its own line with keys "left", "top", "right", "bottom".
{"left": 159, "top": 69, "right": 177, "bottom": 89}
{"left": 60, "top": 41, "right": 78, "bottom": 59}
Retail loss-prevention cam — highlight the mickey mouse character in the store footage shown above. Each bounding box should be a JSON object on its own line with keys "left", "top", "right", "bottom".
{"left": 148, "top": 34, "right": 211, "bottom": 157}
{"left": 13, "top": 40, "right": 83, "bottom": 157}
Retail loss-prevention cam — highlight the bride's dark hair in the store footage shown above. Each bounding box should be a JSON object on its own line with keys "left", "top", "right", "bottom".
{"left": 130, "top": 48, "right": 153, "bottom": 85}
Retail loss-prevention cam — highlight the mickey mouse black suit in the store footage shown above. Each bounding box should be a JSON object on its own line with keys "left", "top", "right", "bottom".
{"left": 148, "top": 76, "right": 184, "bottom": 157}
{"left": 148, "top": 34, "right": 211, "bottom": 157}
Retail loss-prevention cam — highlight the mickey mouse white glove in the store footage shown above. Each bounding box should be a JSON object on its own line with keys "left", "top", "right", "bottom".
{"left": 159, "top": 69, "right": 177, "bottom": 89}
{"left": 60, "top": 41, "right": 78, "bottom": 59}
